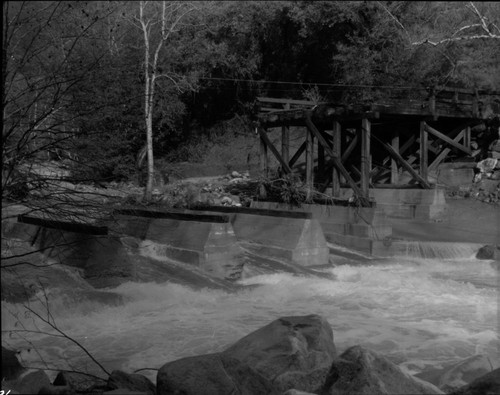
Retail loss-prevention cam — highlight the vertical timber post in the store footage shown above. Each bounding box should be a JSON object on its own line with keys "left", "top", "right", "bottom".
{"left": 306, "top": 125, "right": 314, "bottom": 199}
{"left": 391, "top": 130, "right": 399, "bottom": 184}
{"left": 332, "top": 120, "right": 341, "bottom": 197}
{"left": 420, "top": 121, "right": 428, "bottom": 182}
{"left": 318, "top": 134, "right": 325, "bottom": 179}
{"left": 361, "top": 118, "right": 371, "bottom": 197}
{"left": 464, "top": 126, "right": 471, "bottom": 150}
{"left": 259, "top": 127, "right": 268, "bottom": 177}
{"left": 282, "top": 103, "right": 290, "bottom": 165}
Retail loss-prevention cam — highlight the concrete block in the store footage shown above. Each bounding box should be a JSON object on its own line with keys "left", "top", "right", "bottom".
{"left": 115, "top": 213, "right": 244, "bottom": 279}
{"left": 437, "top": 167, "right": 474, "bottom": 187}
{"left": 194, "top": 206, "right": 329, "bottom": 267}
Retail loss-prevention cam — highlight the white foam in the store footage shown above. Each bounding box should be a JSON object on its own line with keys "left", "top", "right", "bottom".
{"left": 1, "top": 255, "right": 498, "bottom": 382}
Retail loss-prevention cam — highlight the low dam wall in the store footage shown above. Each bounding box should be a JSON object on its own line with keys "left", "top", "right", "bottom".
{"left": 190, "top": 206, "right": 329, "bottom": 267}
{"left": 250, "top": 201, "right": 392, "bottom": 256}
{"left": 335, "top": 187, "right": 447, "bottom": 219}
{"left": 113, "top": 209, "right": 244, "bottom": 280}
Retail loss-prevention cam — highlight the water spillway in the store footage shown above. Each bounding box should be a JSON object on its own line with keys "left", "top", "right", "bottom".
{"left": 2, "top": 253, "right": 497, "bottom": 384}
{"left": 1, "top": 205, "right": 498, "bottom": 386}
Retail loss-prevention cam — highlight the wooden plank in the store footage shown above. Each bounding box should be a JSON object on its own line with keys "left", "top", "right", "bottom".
{"left": 361, "top": 118, "right": 371, "bottom": 196}
{"left": 424, "top": 124, "right": 472, "bottom": 155}
{"left": 420, "top": 121, "right": 428, "bottom": 182}
{"left": 332, "top": 120, "right": 341, "bottom": 197}
{"left": 391, "top": 130, "right": 399, "bottom": 184}
{"left": 378, "top": 141, "right": 431, "bottom": 188}
{"left": 428, "top": 129, "right": 465, "bottom": 171}
{"left": 289, "top": 141, "right": 306, "bottom": 167}
{"left": 113, "top": 209, "right": 230, "bottom": 224}
{"left": 304, "top": 113, "right": 369, "bottom": 205}
{"left": 18, "top": 215, "right": 108, "bottom": 235}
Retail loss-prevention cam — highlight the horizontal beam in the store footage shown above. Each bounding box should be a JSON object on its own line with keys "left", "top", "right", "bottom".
{"left": 114, "top": 209, "right": 230, "bottom": 223}
{"left": 18, "top": 215, "right": 108, "bottom": 235}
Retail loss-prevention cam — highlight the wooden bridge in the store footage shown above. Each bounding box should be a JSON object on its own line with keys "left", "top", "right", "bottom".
{"left": 255, "top": 86, "right": 500, "bottom": 206}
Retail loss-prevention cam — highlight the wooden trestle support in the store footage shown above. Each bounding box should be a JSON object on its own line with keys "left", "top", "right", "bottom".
{"left": 255, "top": 87, "right": 499, "bottom": 207}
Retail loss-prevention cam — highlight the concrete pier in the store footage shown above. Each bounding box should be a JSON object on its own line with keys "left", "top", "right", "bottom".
{"left": 191, "top": 206, "right": 329, "bottom": 267}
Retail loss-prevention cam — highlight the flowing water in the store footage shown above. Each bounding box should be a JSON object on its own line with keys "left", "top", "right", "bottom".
{"left": 2, "top": 244, "right": 499, "bottom": 384}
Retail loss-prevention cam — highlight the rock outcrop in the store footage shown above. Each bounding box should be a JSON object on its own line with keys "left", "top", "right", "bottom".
{"left": 223, "top": 314, "right": 336, "bottom": 393}
{"left": 449, "top": 367, "right": 500, "bottom": 395}
{"left": 319, "top": 346, "right": 443, "bottom": 395}
{"left": 1, "top": 346, "right": 26, "bottom": 380}
{"left": 107, "top": 370, "right": 156, "bottom": 395}
{"left": 416, "top": 354, "right": 499, "bottom": 392}
{"left": 157, "top": 353, "right": 277, "bottom": 395}
{"left": 476, "top": 244, "right": 500, "bottom": 261}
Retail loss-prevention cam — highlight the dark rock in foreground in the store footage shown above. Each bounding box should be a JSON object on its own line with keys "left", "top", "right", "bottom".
{"left": 416, "top": 354, "right": 499, "bottom": 392}
{"left": 223, "top": 314, "right": 336, "bottom": 392}
{"left": 1, "top": 346, "right": 26, "bottom": 380}
{"left": 319, "top": 346, "right": 443, "bottom": 395}
{"left": 2, "top": 369, "right": 51, "bottom": 395}
{"left": 53, "top": 371, "right": 107, "bottom": 393}
{"left": 107, "top": 370, "right": 156, "bottom": 395}
{"left": 157, "top": 353, "right": 277, "bottom": 395}
{"left": 449, "top": 368, "right": 500, "bottom": 395}
{"left": 476, "top": 244, "right": 500, "bottom": 261}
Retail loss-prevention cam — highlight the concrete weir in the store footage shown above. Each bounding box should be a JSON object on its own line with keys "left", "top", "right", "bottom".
{"left": 114, "top": 209, "right": 244, "bottom": 279}
{"left": 336, "top": 187, "right": 447, "bottom": 220}
{"left": 190, "top": 206, "right": 329, "bottom": 267}
{"left": 251, "top": 201, "right": 392, "bottom": 256}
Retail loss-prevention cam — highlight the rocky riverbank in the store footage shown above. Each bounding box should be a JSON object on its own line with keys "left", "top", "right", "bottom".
{"left": 3, "top": 314, "right": 499, "bottom": 395}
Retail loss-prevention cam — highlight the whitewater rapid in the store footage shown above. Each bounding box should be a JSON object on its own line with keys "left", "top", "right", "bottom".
{"left": 2, "top": 255, "right": 499, "bottom": 383}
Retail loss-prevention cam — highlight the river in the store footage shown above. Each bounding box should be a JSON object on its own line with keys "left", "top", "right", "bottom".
{"left": 1, "top": 245, "right": 499, "bottom": 384}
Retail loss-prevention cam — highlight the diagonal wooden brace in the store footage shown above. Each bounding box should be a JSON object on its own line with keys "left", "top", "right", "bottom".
{"left": 257, "top": 127, "right": 293, "bottom": 174}
{"left": 305, "top": 112, "right": 370, "bottom": 206}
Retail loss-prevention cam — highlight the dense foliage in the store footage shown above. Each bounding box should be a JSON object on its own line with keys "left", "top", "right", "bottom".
{"left": 3, "top": 1, "right": 499, "bottom": 195}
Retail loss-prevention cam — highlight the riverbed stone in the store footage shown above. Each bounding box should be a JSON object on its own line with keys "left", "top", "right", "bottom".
{"left": 449, "top": 368, "right": 500, "bottom": 395}
{"left": 107, "top": 370, "right": 156, "bottom": 395}
{"left": 222, "top": 314, "right": 336, "bottom": 392}
{"left": 157, "top": 353, "right": 277, "bottom": 395}
{"left": 476, "top": 244, "right": 500, "bottom": 260}
{"left": 2, "top": 369, "right": 51, "bottom": 395}
{"left": 416, "top": 354, "right": 499, "bottom": 392}
{"left": 53, "top": 371, "right": 107, "bottom": 393}
{"left": 1, "top": 346, "right": 26, "bottom": 380}
{"left": 320, "top": 346, "right": 443, "bottom": 394}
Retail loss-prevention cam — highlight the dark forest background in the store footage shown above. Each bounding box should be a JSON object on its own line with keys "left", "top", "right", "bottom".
{"left": 3, "top": 1, "right": 500, "bottom": 192}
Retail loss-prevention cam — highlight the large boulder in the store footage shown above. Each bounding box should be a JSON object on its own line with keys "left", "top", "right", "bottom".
{"left": 2, "top": 369, "right": 51, "bottom": 395}
{"left": 449, "top": 368, "right": 500, "bottom": 395}
{"left": 53, "top": 371, "right": 108, "bottom": 393}
{"left": 319, "top": 346, "right": 443, "bottom": 395}
{"left": 157, "top": 353, "right": 277, "bottom": 395}
{"left": 107, "top": 370, "right": 156, "bottom": 395}
{"left": 416, "top": 354, "right": 499, "bottom": 392}
{"left": 222, "top": 314, "right": 336, "bottom": 392}
{"left": 476, "top": 244, "right": 500, "bottom": 261}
